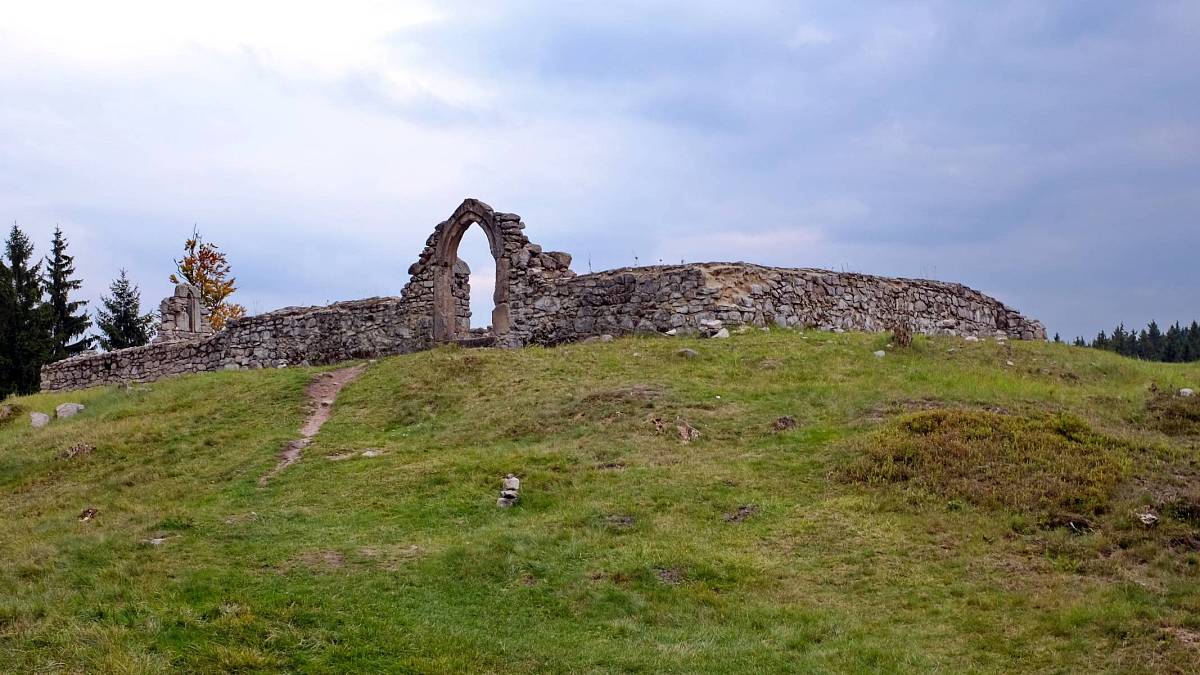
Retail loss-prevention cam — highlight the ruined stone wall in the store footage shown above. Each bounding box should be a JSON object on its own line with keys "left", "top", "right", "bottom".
{"left": 40, "top": 198, "right": 1044, "bottom": 392}
{"left": 155, "top": 283, "right": 213, "bottom": 343}
{"left": 524, "top": 263, "right": 1045, "bottom": 343}
{"left": 40, "top": 297, "right": 426, "bottom": 391}
{"left": 399, "top": 200, "right": 575, "bottom": 347}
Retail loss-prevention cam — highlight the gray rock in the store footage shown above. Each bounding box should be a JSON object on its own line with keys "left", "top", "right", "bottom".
{"left": 30, "top": 412, "right": 50, "bottom": 428}
{"left": 55, "top": 403, "right": 85, "bottom": 419}
{"left": 676, "top": 348, "right": 699, "bottom": 359}
{"left": 502, "top": 474, "right": 520, "bottom": 491}
{"left": 873, "top": 350, "right": 886, "bottom": 358}
{"left": 711, "top": 328, "right": 730, "bottom": 339}
{"left": 533, "top": 295, "right": 560, "bottom": 312}
{"left": 1181, "top": 388, "right": 1195, "bottom": 398}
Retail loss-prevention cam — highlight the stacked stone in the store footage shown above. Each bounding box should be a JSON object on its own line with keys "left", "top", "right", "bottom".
{"left": 155, "top": 283, "right": 214, "bottom": 343}
{"left": 517, "top": 262, "right": 1045, "bottom": 343}
{"left": 399, "top": 199, "right": 575, "bottom": 348}
{"left": 41, "top": 296, "right": 426, "bottom": 392}
{"left": 451, "top": 258, "right": 472, "bottom": 334}
{"left": 497, "top": 474, "right": 520, "bottom": 508}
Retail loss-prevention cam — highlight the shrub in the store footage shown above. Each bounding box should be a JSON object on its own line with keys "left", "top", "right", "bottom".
{"left": 840, "top": 410, "right": 1134, "bottom": 515}
{"left": 1146, "top": 391, "right": 1200, "bottom": 436}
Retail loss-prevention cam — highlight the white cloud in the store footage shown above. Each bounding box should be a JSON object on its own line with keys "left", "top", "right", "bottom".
{"left": 0, "top": 1, "right": 442, "bottom": 72}
{"left": 787, "top": 24, "right": 835, "bottom": 48}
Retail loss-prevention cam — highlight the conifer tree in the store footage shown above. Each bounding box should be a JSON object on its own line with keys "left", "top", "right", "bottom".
{"left": 1163, "top": 323, "right": 1183, "bottom": 362}
{"left": 43, "top": 226, "right": 92, "bottom": 360}
{"left": 95, "top": 270, "right": 155, "bottom": 351}
{"left": 1086, "top": 319, "right": 1200, "bottom": 363}
{"left": 4, "top": 224, "right": 50, "bottom": 394}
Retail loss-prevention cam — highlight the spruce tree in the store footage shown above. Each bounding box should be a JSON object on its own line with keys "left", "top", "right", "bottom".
{"left": 1144, "top": 321, "right": 1163, "bottom": 361}
{"left": 4, "top": 224, "right": 50, "bottom": 394}
{"left": 43, "top": 226, "right": 92, "bottom": 361}
{"left": 1164, "top": 323, "right": 1183, "bottom": 363}
{"left": 95, "top": 270, "right": 155, "bottom": 351}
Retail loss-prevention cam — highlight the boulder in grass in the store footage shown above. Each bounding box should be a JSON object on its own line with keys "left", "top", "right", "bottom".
{"left": 31, "top": 412, "right": 50, "bottom": 428}
{"left": 55, "top": 403, "right": 85, "bottom": 419}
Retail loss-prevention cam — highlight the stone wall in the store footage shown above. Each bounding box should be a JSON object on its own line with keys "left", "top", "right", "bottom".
{"left": 40, "top": 297, "right": 425, "bottom": 392}
{"left": 522, "top": 263, "right": 1045, "bottom": 343}
{"left": 40, "top": 198, "right": 1045, "bottom": 392}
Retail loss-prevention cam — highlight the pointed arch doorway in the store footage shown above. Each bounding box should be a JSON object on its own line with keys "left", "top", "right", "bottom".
{"left": 430, "top": 204, "right": 511, "bottom": 343}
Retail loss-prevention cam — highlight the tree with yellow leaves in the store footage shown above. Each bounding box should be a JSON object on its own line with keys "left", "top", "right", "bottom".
{"left": 169, "top": 227, "right": 246, "bottom": 330}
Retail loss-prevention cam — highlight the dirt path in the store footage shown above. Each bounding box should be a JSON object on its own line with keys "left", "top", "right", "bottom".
{"left": 259, "top": 364, "right": 365, "bottom": 486}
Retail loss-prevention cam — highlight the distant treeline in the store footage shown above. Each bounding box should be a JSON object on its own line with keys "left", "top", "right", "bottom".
{"left": 1059, "top": 321, "right": 1200, "bottom": 363}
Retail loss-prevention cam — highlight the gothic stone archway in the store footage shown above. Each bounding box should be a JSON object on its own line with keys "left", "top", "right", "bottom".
{"left": 401, "top": 199, "right": 576, "bottom": 346}
{"left": 430, "top": 201, "right": 510, "bottom": 341}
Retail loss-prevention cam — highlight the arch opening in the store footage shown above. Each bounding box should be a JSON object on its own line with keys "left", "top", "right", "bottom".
{"left": 431, "top": 217, "right": 509, "bottom": 343}
{"left": 456, "top": 225, "right": 497, "bottom": 333}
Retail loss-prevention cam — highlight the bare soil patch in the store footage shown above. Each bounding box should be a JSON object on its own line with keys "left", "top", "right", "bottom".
{"left": 259, "top": 365, "right": 365, "bottom": 485}
{"left": 287, "top": 549, "right": 346, "bottom": 571}
{"left": 724, "top": 505, "right": 759, "bottom": 523}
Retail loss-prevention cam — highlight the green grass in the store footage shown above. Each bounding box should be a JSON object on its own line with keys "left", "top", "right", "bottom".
{"left": 1, "top": 330, "right": 1198, "bottom": 673}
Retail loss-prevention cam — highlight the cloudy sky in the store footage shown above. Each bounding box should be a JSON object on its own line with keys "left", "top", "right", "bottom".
{"left": 2, "top": 1, "right": 1197, "bottom": 340}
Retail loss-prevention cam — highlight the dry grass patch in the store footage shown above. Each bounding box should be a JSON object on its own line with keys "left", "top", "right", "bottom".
{"left": 1146, "top": 390, "right": 1200, "bottom": 436}
{"left": 566, "top": 383, "right": 664, "bottom": 420}
{"left": 840, "top": 410, "right": 1135, "bottom": 516}
{"left": 0, "top": 403, "right": 24, "bottom": 427}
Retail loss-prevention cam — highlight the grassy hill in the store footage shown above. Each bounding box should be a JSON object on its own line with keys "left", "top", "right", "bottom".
{"left": 1, "top": 330, "right": 1198, "bottom": 673}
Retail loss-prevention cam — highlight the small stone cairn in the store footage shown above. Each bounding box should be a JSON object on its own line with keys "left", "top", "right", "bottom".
{"left": 497, "top": 473, "right": 520, "bottom": 508}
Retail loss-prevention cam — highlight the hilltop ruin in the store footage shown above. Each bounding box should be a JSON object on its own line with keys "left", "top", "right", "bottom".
{"left": 40, "top": 198, "right": 1045, "bottom": 391}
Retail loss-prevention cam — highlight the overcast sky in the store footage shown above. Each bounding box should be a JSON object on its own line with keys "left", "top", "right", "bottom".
{"left": 2, "top": 1, "right": 1197, "bottom": 340}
